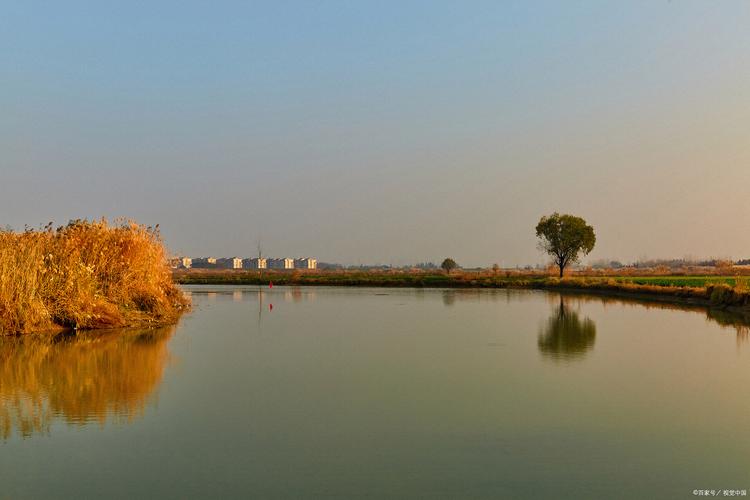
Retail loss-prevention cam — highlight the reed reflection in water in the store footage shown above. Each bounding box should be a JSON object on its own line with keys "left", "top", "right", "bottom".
{"left": 0, "top": 326, "right": 176, "bottom": 439}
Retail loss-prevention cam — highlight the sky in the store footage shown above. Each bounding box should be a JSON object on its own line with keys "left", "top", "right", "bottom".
{"left": 2, "top": 1, "right": 749, "bottom": 267}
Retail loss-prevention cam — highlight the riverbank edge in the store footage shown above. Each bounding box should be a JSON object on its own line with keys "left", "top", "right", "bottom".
{"left": 0, "top": 316, "right": 187, "bottom": 338}
{"left": 175, "top": 273, "right": 750, "bottom": 314}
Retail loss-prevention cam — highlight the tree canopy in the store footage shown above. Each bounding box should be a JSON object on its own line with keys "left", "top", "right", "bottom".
{"left": 441, "top": 258, "right": 457, "bottom": 273}
{"left": 536, "top": 213, "right": 595, "bottom": 277}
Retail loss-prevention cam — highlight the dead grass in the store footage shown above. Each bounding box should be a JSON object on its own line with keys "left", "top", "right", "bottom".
{"left": 0, "top": 219, "right": 189, "bottom": 335}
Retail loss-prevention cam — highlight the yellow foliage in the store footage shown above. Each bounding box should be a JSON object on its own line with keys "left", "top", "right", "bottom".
{"left": 0, "top": 219, "right": 189, "bottom": 334}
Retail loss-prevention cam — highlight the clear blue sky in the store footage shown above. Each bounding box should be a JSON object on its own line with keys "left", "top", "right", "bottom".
{"left": 2, "top": 1, "right": 749, "bottom": 266}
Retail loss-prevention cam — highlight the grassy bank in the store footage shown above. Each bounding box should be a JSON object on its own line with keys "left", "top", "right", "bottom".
{"left": 174, "top": 269, "right": 750, "bottom": 311}
{"left": 612, "top": 276, "right": 744, "bottom": 287}
{"left": 0, "top": 220, "right": 189, "bottom": 335}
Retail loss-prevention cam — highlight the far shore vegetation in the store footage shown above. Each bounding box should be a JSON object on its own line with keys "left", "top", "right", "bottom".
{"left": 173, "top": 268, "right": 750, "bottom": 313}
{"left": 0, "top": 220, "right": 189, "bottom": 335}
{"left": 174, "top": 212, "right": 750, "bottom": 312}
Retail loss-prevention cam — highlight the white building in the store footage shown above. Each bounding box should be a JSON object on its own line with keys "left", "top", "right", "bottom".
{"left": 243, "top": 257, "right": 267, "bottom": 269}
{"left": 181, "top": 257, "right": 192, "bottom": 269}
{"left": 268, "top": 258, "right": 294, "bottom": 269}
{"left": 217, "top": 257, "right": 243, "bottom": 269}
{"left": 294, "top": 258, "right": 317, "bottom": 270}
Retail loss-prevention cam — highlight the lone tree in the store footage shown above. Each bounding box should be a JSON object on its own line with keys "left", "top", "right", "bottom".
{"left": 535, "top": 213, "right": 596, "bottom": 278}
{"left": 441, "top": 258, "right": 457, "bottom": 274}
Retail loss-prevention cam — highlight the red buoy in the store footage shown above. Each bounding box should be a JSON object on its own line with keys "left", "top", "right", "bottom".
{"left": 269, "top": 303, "right": 273, "bottom": 311}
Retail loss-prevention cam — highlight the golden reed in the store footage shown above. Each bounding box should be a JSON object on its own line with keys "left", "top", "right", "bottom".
{"left": 0, "top": 219, "right": 189, "bottom": 334}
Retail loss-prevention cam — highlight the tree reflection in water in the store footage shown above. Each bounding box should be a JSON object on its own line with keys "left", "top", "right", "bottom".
{"left": 442, "top": 290, "right": 456, "bottom": 306}
{"left": 538, "top": 299, "right": 597, "bottom": 361}
{"left": 0, "top": 326, "right": 175, "bottom": 439}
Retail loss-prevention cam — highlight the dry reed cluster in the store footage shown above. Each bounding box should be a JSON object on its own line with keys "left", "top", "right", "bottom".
{"left": 0, "top": 219, "right": 189, "bottom": 335}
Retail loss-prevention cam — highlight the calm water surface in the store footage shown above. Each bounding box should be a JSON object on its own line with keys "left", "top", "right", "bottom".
{"left": 2, "top": 286, "right": 750, "bottom": 499}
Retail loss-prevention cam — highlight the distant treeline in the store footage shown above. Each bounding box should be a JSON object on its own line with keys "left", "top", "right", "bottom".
{"left": 296, "top": 258, "right": 750, "bottom": 272}
{"left": 589, "top": 258, "right": 748, "bottom": 269}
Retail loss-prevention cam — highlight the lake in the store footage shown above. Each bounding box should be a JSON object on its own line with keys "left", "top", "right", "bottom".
{"left": 2, "top": 286, "right": 749, "bottom": 499}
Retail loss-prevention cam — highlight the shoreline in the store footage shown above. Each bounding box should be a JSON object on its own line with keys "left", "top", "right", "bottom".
{"left": 174, "top": 270, "right": 750, "bottom": 317}
{"left": 0, "top": 318, "right": 185, "bottom": 338}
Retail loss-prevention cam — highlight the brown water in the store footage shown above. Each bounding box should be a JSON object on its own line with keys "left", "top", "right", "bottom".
{"left": 2, "top": 286, "right": 749, "bottom": 499}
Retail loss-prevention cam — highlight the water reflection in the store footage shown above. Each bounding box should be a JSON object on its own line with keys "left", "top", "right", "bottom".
{"left": 442, "top": 290, "right": 456, "bottom": 306}
{"left": 185, "top": 285, "right": 750, "bottom": 346}
{"left": 538, "top": 299, "right": 597, "bottom": 361}
{"left": 0, "top": 326, "right": 175, "bottom": 439}
{"left": 553, "top": 291, "right": 750, "bottom": 346}
{"left": 440, "top": 288, "right": 521, "bottom": 306}
{"left": 187, "top": 286, "right": 317, "bottom": 304}
{"left": 705, "top": 309, "right": 750, "bottom": 345}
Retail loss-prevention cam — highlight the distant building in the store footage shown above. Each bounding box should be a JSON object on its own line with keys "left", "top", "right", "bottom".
{"left": 268, "top": 257, "right": 294, "bottom": 269}
{"left": 243, "top": 257, "right": 267, "bottom": 269}
{"left": 192, "top": 257, "right": 218, "bottom": 269}
{"left": 294, "top": 258, "right": 317, "bottom": 270}
{"left": 217, "top": 257, "right": 243, "bottom": 269}
{"left": 181, "top": 257, "right": 192, "bottom": 269}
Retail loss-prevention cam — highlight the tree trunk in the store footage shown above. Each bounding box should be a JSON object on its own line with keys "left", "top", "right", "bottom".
{"left": 559, "top": 265, "right": 564, "bottom": 278}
